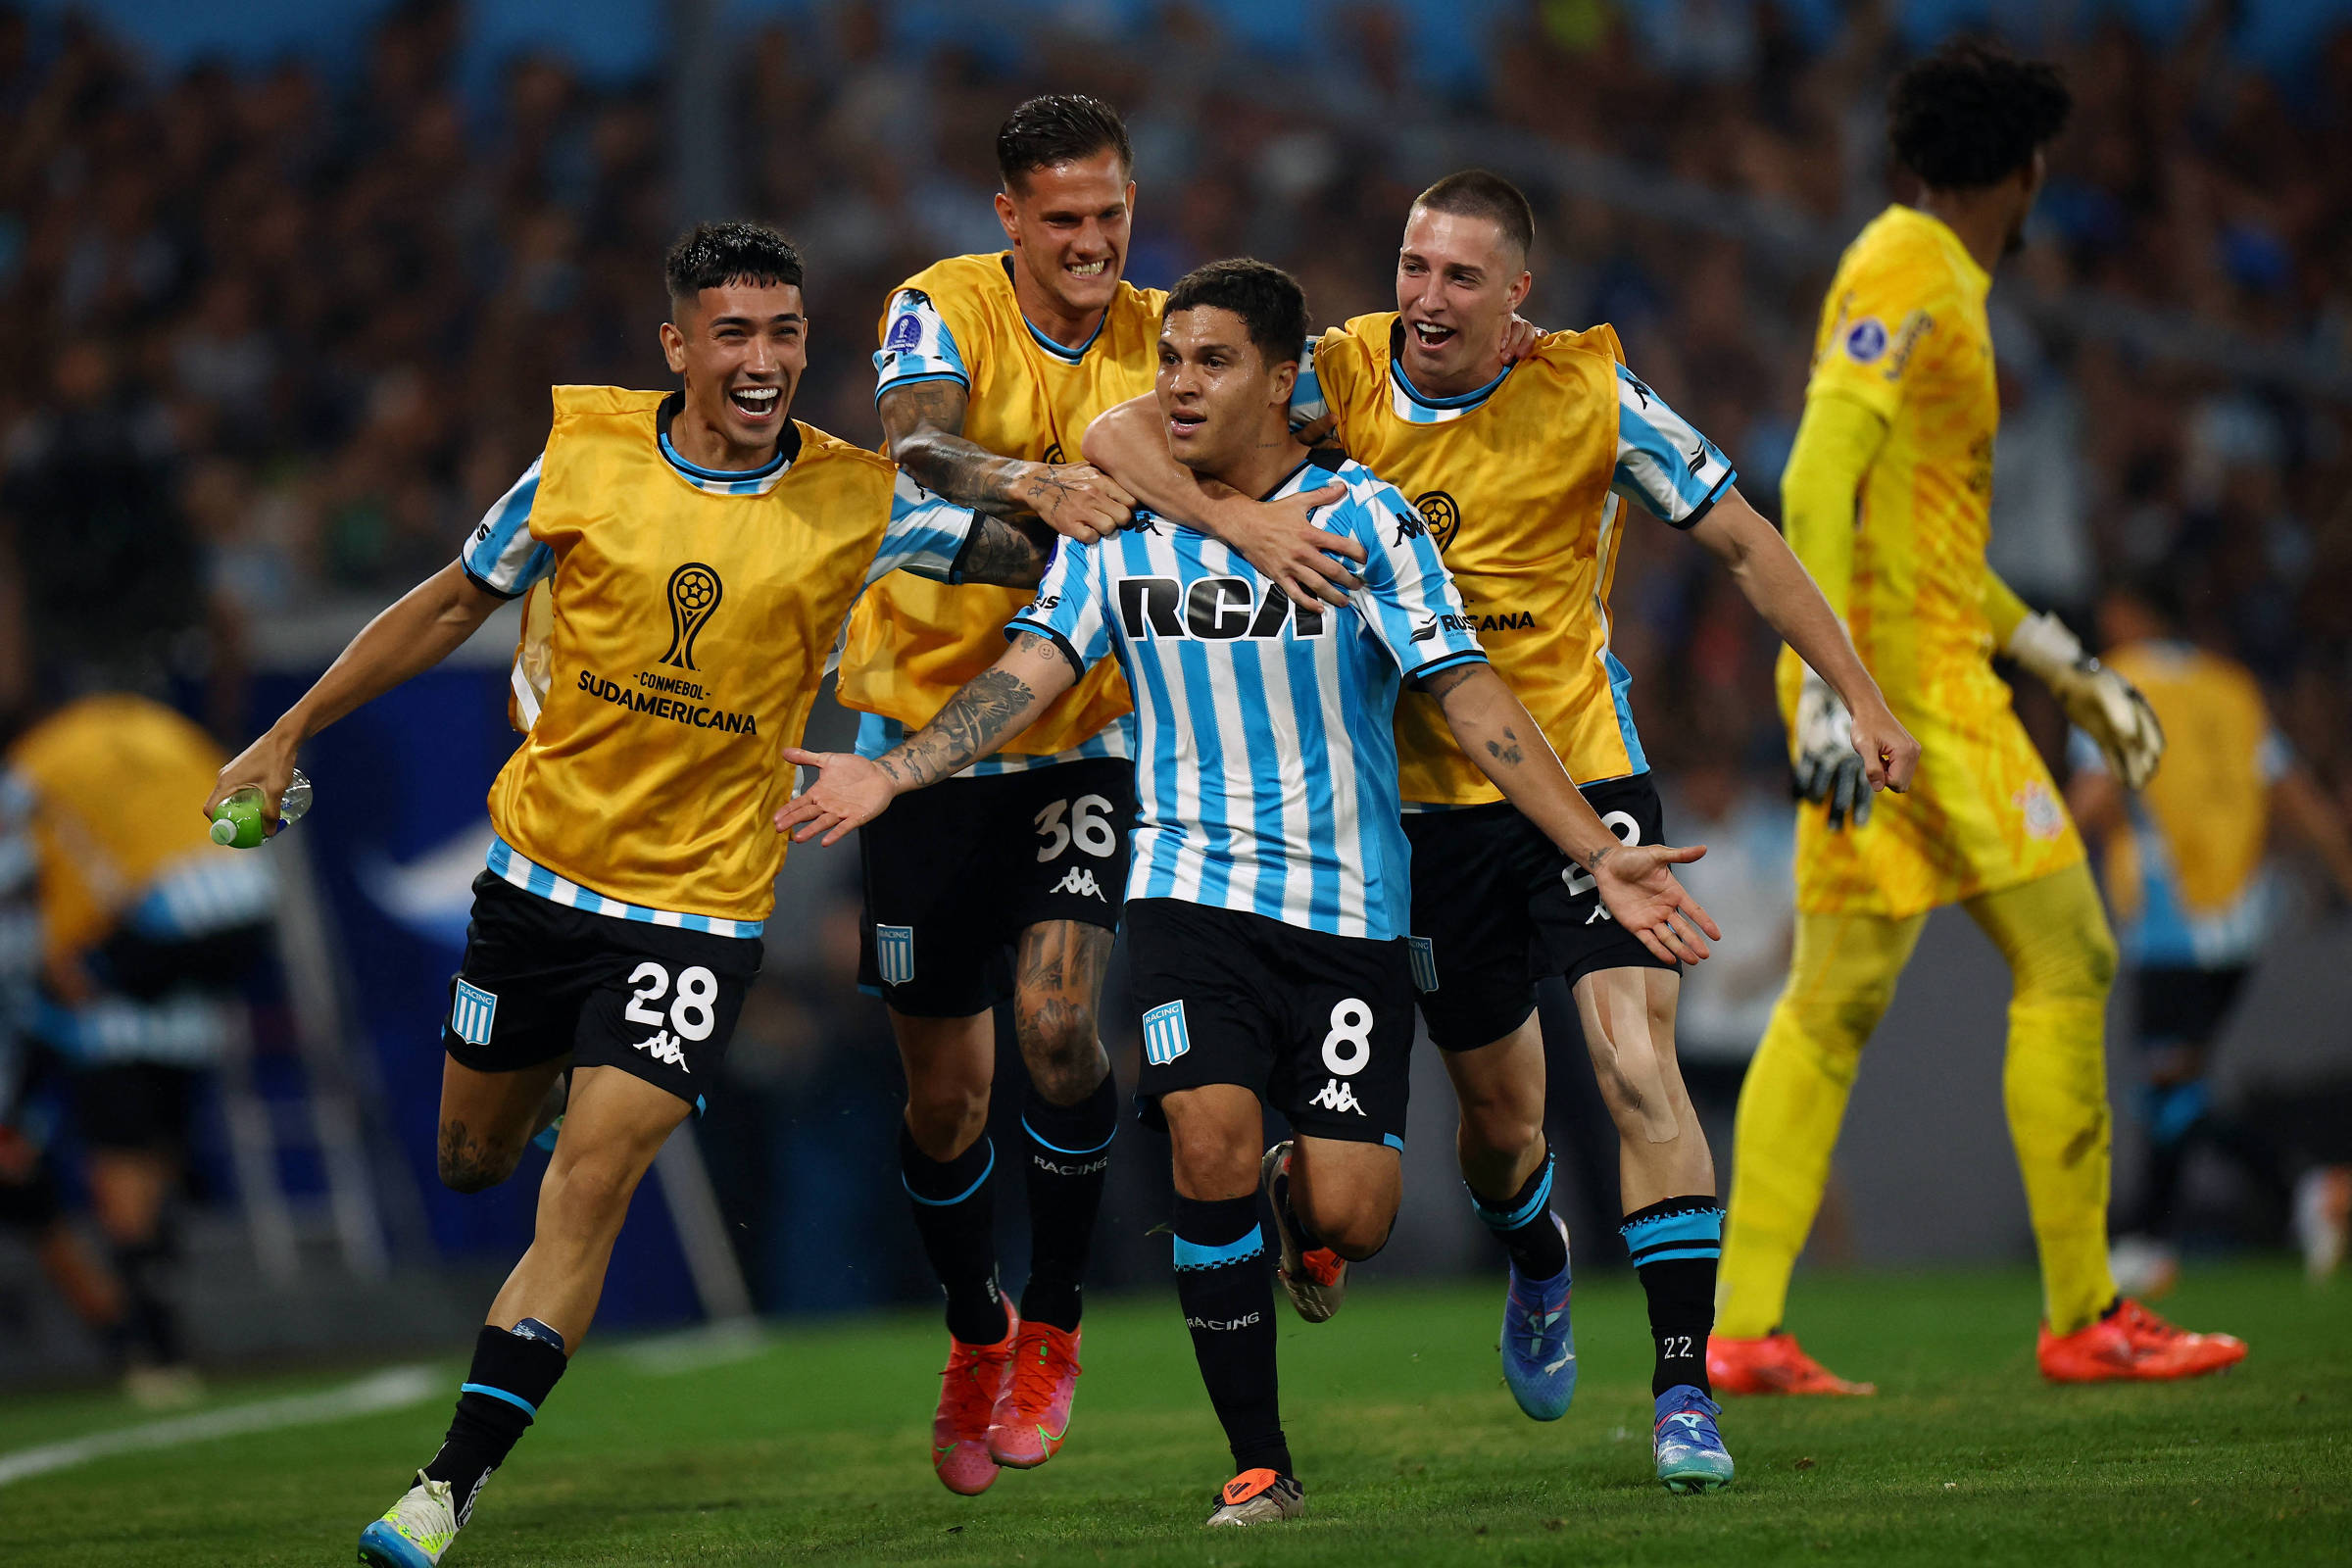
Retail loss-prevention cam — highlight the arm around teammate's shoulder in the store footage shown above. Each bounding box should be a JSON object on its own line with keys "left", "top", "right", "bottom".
{"left": 879, "top": 377, "right": 1133, "bottom": 542}
{"left": 205, "top": 560, "right": 508, "bottom": 823}
{"left": 1079, "top": 394, "right": 1359, "bottom": 611}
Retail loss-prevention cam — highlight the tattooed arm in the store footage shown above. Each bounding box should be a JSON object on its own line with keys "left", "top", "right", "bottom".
{"left": 774, "top": 632, "right": 1079, "bottom": 847}
{"left": 1419, "top": 661, "right": 1722, "bottom": 964}
{"left": 955, "top": 514, "right": 1058, "bottom": 588}
{"left": 881, "top": 379, "right": 1135, "bottom": 542}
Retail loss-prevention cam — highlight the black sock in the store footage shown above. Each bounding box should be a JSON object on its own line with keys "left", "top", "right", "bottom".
{"left": 901, "top": 1123, "right": 1007, "bottom": 1346}
{"left": 1173, "top": 1195, "right": 1291, "bottom": 1479}
{"left": 1018, "top": 1074, "right": 1117, "bottom": 1332}
{"left": 111, "top": 1237, "right": 184, "bottom": 1366}
{"left": 1620, "top": 1197, "right": 1721, "bottom": 1398}
{"left": 422, "top": 1319, "right": 568, "bottom": 1525}
{"left": 1468, "top": 1145, "right": 1569, "bottom": 1282}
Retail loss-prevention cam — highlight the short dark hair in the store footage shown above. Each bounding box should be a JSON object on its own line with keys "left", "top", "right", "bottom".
{"left": 996, "top": 94, "right": 1132, "bottom": 190}
{"left": 664, "top": 220, "right": 803, "bottom": 310}
{"left": 1163, "top": 259, "right": 1308, "bottom": 369}
{"left": 1889, "top": 43, "right": 2072, "bottom": 191}
{"left": 1411, "top": 170, "right": 1536, "bottom": 262}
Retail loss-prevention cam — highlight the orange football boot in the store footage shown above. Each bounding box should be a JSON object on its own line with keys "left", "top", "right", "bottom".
{"left": 1707, "top": 1332, "right": 1877, "bottom": 1396}
{"left": 2037, "top": 1298, "right": 2246, "bottom": 1384}
{"left": 987, "top": 1319, "right": 1082, "bottom": 1469}
{"left": 932, "top": 1306, "right": 1019, "bottom": 1495}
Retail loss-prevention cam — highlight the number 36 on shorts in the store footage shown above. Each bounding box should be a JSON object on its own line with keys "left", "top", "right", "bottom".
{"left": 1034, "top": 794, "right": 1119, "bottom": 862}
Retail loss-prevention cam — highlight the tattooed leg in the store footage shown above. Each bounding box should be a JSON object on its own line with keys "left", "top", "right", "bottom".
{"left": 437, "top": 1056, "right": 568, "bottom": 1193}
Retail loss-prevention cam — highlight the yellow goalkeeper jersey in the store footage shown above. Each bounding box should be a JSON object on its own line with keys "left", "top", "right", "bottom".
{"left": 469, "top": 387, "right": 981, "bottom": 931}
{"left": 1295, "top": 314, "right": 1733, "bottom": 806}
{"left": 836, "top": 253, "right": 1160, "bottom": 765}
{"left": 1777, "top": 205, "right": 2082, "bottom": 916}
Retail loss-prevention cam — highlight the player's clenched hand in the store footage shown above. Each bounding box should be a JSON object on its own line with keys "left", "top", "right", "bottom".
{"left": 1591, "top": 843, "right": 1721, "bottom": 965}
{"left": 1019, "top": 463, "right": 1134, "bottom": 544}
{"left": 773, "top": 748, "right": 896, "bottom": 848}
{"left": 1849, "top": 697, "right": 1921, "bottom": 796}
{"left": 1216, "top": 483, "right": 1362, "bottom": 611}
{"left": 1790, "top": 669, "right": 1873, "bottom": 831}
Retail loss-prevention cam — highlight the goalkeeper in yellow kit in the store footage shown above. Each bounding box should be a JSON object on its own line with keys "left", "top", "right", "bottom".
{"left": 1713, "top": 44, "right": 2246, "bottom": 1390}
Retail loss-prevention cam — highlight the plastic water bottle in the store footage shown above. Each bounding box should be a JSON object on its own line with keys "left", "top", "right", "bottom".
{"left": 209, "top": 768, "right": 313, "bottom": 849}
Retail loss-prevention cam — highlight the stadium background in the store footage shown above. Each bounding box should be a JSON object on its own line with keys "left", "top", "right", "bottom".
{"left": 3, "top": 0, "right": 2350, "bottom": 1385}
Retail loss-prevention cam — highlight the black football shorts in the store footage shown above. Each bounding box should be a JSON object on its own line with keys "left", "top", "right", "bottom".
{"left": 858, "top": 757, "right": 1136, "bottom": 1017}
{"left": 1125, "top": 897, "right": 1415, "bottom": 1150}
{"left": 1402, "top": 772, "right": 1677, "bottom": 1052}
{"left": 441, "top": 872, "right": 762, "bottom": 1112}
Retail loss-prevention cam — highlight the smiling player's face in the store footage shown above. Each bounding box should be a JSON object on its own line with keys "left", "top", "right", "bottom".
{"left": 661, "top": 279, "right": 807, "bottom": 466}
{"left": 997, "top": 150, "right": 1134, "bottom": 322}
{"left": 1155, "top": 306, "right": 1294, "bottom": 484}
{"left": 1395, "top": 206, "right": 1531, "bottom": 396}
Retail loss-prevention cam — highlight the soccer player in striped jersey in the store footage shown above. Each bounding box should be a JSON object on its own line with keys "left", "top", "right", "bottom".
{"left": 206, "top": 223, "right": 1059, "bottom": 1568}
{"left": 842, "top": 96, "right": 1351, "bottom": 1494}
{"left": 778, "top": 259, "right": 1719, "bottom": 1527}
{"left": 1082, "top": 173, "right": 1909, "bottom": 1492}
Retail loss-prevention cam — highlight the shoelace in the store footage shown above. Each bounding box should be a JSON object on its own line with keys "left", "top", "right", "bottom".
{"left": 1003, "top": 1333, "right": 1076, "bottom": 1418}
{"left": 941, "top": 1346, "right": 1006, "bottom": 1433}
{"left": 390, "top": 1476, "right": 456, "bottom": 1540}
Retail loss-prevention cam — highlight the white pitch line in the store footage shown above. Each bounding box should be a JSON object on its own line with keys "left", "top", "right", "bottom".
{"left": 0, "top": 1364, "right": 440, "bottom": 1488}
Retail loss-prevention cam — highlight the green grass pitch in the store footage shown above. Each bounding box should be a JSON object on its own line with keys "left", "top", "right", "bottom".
{"left": 4, "top": 1261, "right": 2345, "bottom": 1566}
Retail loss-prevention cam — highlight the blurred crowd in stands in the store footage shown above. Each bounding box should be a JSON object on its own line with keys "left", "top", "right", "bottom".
{"left": 2, "top": 0, "right": 2349, "bottom": 1313}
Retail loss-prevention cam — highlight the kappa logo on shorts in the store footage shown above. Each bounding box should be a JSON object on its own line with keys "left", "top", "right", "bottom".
{"left": 1052, "top": 865, "right": 1107, "bottom": 901}
{"left": 631, "top": 1030, "right": 691, "bottom": 1071}
{"left": 875, "top": 924, "right": 914, "bottom": 986}
{"left": 1142, "top": 1000, "right": 1191, "bottom": 1066}
{"left": 1406, "top": 935, "right": 1439, "bottom": 994}
{"left": 450, "top": 980, "right": 498, "bottom": 1047}
{"left": 1308, "top": 1077, "right": 1365, "bottom": 1116}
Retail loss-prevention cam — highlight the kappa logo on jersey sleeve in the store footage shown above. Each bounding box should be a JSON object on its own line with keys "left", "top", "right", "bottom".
{"left": 1116, "top": 576, "right": 1325, "bottom": 641}
{"left": 661, "top": 562, "right": 724, "bottom": 671}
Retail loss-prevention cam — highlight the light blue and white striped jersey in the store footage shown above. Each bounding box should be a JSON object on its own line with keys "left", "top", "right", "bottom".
{"left": 1010, "top": 451, "right": 1487, "bottom": 942}
{"left": 462, "top": 435, "right": 976, "bottom": 603}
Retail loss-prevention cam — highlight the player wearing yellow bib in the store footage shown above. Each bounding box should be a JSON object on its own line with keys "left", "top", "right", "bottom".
{"left": 838, "top": 96, "right": 1350, "bottom": 1495}
{"left": 206, "top": 224, "right": 1055, "bottom": 1568}
{"left": 2067, "top": 576, "right": 2352, "bottom": 1291}
{"left": 1085, "top": 172, "right": 1913, "bottom": 1493}
{"left": 1711, "top": 45, "right": 2245, "bottom": 1396}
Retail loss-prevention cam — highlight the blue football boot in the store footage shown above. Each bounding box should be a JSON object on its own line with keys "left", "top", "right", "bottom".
{"left": 1499, "top": 1214, "right": 1576, "bottom": 1420}
{"left": 1653, "top": 1384, "right": 1735, "bottom": 1493}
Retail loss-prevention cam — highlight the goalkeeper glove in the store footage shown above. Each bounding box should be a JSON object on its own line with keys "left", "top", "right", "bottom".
{"left": 1790, "top": 667, "right": 1872, "bottom": 830}
{"left": 2004, "top": 611, "right": 2166, "bottom": 790}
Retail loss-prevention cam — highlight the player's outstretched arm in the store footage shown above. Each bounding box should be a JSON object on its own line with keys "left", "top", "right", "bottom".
{"left": 1080, "top": 394, "right": 1361, "bottom": 611}
{"left": 1421, "top": 661, "right": 1721, "bottom": 965}
{"left": 880, "top": 379, "right": 1134, "bottom": 543}
{"left": 775, "top": 631, "right": 1077, "bottom": 847}
{"left": 1690, "top": 485, "right": 1920, "bottom": 798}
{"left": 204, "top": 562, "right": 506, "bottom": 825}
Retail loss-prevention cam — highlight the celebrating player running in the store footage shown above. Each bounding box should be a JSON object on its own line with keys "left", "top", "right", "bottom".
{"left": 1083, "top": 171, "right": 1910, "bottom": 1491}
{"left": 780, "top": 259, "right": 1717, "bottom": 1526}
{"left": 207, "top": 222, "right": 1059, "bottom": 1568}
